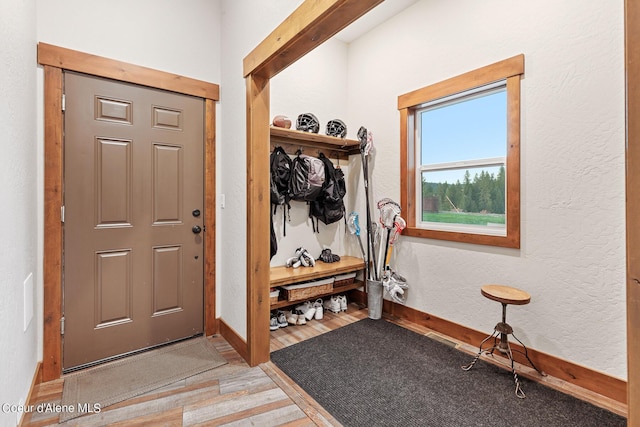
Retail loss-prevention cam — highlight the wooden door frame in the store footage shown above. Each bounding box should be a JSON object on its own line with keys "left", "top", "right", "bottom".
{"left": 242, "top": 0, "right": 383, "bottom": 366}
{"left": 626, "top": 0, "right": 640, "bottom": 424}
{"left": 38, "top": 42, "right": 219, "bottom": 382}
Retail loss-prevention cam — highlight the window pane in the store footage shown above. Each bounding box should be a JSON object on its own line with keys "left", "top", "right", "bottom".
{"left": 420, "top": 88, "right": 507, "bottom": 165}
{"left": 420, "top": 165, "right": 506, "bottom": 232}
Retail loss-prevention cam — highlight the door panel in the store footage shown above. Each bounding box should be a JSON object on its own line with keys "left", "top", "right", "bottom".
{"left": 63, "top": 71, "right": 204, "bottom": 370}
{"left": 95, "top": 250, "right": 132, "bottom": 327}
{"left": 152, "top": 245, "right": 183, "bottom": 315}
{"left": 96, "top": 138, "right": 132, "bottom": 226}
{"left": 153, "top": 143, "right": 183, "bottom": 224}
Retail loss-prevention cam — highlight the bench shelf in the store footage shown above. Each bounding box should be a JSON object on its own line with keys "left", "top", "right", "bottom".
{"left": 269, "top": 255, "right": 365, "bottom": 309}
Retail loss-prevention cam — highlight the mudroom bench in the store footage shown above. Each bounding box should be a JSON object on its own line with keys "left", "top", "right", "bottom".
{"left": 269, "top": 255, "right": 366, "bottom": 310}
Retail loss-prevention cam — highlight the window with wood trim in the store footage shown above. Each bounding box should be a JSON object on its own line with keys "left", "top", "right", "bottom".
{"left": 398, "top": 55, "right": 523, "bottom": 248}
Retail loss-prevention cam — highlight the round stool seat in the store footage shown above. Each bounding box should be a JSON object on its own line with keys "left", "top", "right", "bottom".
{"left": 481, "top": 284, "right": 530, "bottom": 305}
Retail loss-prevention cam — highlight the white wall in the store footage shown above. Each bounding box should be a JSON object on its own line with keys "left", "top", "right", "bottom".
{"left": 1, "top": 0, "right": 39, "bottom": 425}
{"left": 36, "top": 0, "right": 221, "bottom": 83}
{"left": 218, "top": 0, "right": 304, "bottom": 339}
{"left": 346, "top": 0, "right": 626, "bottom": 378}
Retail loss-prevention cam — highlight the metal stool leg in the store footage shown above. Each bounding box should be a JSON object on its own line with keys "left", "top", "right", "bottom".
{"left": 511, "top": 331, "right": 546, "bottom": 376}
{"left": 461, "top": 330, "right": 499, "bottom": 371}
{"left": 501, "top": 335, "right": 526, "bottom": 398}
{"left": 462, "top": 302, "right": 541, "bottom": 398}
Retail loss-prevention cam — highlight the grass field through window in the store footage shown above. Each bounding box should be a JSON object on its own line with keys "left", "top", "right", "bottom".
{"left": 423, "top": 211, "right": 505, "bottom": 226}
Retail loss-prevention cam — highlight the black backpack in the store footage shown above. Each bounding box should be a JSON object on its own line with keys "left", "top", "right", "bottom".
{"left": 270, "top": 214, "right": 277, "bottom": 260}
{"left": 289, "top": 150, "right": 325, "bottom": 202}
{"left": 270, "top": 146, "right": 292, "bottom": 237}
{"left": 309, "top": 153, "right": 346, "bottom": 232}
{"left": 270, "top": 146, "right": 292, "bottom": 205}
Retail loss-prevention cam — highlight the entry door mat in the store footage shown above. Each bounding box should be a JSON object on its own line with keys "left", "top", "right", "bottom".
{"left": 60, "top": 337, "right": 227, "bottom": 422}
{"left": 270, "top": 319, "right": 625, "bottom": 427}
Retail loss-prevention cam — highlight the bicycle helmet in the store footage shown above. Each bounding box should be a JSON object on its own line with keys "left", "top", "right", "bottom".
{"left": 326, "top": 119, "right": 347, "bottom": 138}
{"left": 296, "top": 113, "right": 320, "bottom": 133}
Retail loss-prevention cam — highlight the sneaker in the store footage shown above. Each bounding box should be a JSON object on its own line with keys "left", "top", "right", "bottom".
{"left": 295, "top": 309, "right": 307, "bottom": 325}
{"left": 276, "top": 311, "right": 288, "bottom": 328}
{"left": 287, "top": 311, "right": 298, "bottom": 326}
{"left": 295, "top": 301, "right": 316, "bottom": 321}
{"left": 323, "top": 296, "right": 341, "bottom": 313}
{"left": 270, "top": 313, "right": 279, "bottom": 331}
{"left": 313, "top": 299, "right": 324, "bottom": 320}
{"left": 338, "top": 295, "right": 348, "bottom": 312}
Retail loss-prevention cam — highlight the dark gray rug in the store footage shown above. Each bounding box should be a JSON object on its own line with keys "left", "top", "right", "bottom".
{"left": 271, "top": 318, "right": 625, "bottom": 427}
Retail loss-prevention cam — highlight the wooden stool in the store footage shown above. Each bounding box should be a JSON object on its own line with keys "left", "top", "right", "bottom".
{"left": 462, "top": 284, "right": 545, "bottom": 398}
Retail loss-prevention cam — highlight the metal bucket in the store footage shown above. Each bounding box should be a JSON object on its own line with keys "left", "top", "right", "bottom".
{"left": 367, "top": 279, "right": 383, "bottom": 320}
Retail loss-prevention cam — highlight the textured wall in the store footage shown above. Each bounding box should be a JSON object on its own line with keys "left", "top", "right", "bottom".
{"left": 1, "top": 0, "right": 39, "bottom": 424}
{"left": 36, "top": 0, "right": 221, "bottom": 83}
{"left": 346, "top": 0, "right": 626, "bottom": 378}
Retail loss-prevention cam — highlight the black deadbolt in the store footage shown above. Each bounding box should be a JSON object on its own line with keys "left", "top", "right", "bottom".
{"left": 192, "top": 209, "right": 201, "bottom": 217}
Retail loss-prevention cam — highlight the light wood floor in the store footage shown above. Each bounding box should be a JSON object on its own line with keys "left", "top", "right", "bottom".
{"left": 21, "top": 303, "right": 625, "bottom": 426}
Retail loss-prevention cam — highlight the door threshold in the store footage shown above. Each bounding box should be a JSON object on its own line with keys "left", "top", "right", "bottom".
{"left": 62, "top": 332, "right": 204, "bottom": 374}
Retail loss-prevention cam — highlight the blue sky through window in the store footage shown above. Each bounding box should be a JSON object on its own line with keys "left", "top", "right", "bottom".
{"left": 420, "top": 88, "right": 506, "bottom": 184}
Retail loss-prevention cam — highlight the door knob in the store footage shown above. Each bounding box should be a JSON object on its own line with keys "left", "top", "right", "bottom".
{"left": 192, "top": 225, "right": 202, "bottom": 234}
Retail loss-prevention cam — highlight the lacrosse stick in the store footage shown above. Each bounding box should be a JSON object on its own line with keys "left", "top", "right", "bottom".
{"left": 347, "top": 212, "right": 366, "bottom": 260}
{"left": 377, "top": 198, "right": 401, "bottom": 228}
{"left": 377, "top": 198, "right": 401, "bottom": 280}
{"left": 358, "top": 126, "right": 377, "bottom": 280}
{"left": 376, "top": 226, "right": 387, "bottom": 283}
{"left": 384, "top": 216, "right": 406, "bottom": 270}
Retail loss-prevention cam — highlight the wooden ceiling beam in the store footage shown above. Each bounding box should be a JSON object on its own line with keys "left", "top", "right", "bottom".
{"left": 243, "top": 0, "right": 383, "bottom": 79}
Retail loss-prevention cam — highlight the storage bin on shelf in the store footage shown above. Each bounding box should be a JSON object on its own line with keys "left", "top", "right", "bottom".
{"left": 333, "top": 271, "right": 356, "bottom": 288}
{"left": 269, "top": 288, "right": 280, "bottom": 304}
{"left": 281, "top": 277, "right": 334, "bottom": 302}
